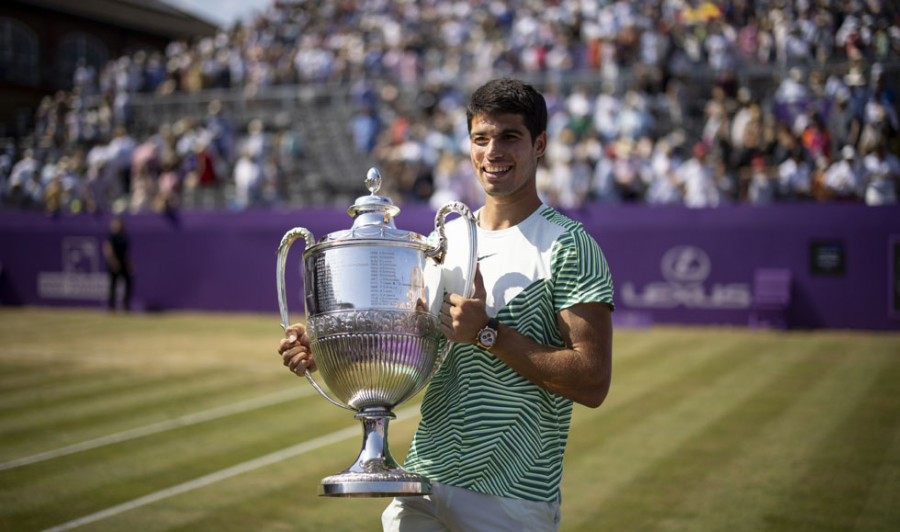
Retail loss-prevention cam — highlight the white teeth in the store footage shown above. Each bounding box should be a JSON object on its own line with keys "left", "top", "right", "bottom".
{"left": 485, "top": 166, "right": 510, "bottom": 173}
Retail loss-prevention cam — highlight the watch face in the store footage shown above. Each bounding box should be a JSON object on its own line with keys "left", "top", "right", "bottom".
{"left": 479, "top": 329, "right": 497, "bottom": 347}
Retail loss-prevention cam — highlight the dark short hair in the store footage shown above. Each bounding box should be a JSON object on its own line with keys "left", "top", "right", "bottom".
{"left": 466, "top": 78, "right": 548, "bottom": 145}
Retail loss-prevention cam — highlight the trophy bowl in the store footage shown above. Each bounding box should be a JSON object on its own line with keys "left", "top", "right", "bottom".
{"left": 276, "top": 168, "right": 476, "bottom": 497}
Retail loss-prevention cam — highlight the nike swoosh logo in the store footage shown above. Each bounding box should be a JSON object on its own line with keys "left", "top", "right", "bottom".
{"left": 477, "top": 253, "right": 497, "bottom": 261}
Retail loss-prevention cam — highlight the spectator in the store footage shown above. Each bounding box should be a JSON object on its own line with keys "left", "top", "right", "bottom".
{"left": 3, "top": 0, "right": 899, "bottom": 212}
{"left": 6, "top": 149, "right": 39, "bottom": 208}
{"left": 778, "top": 148, "right": 813, "bottom": 201}
{"left": 206, "top": 100, "right": 235, "bottom": 164}
{"left": 775, "top": 67, "right": 809, "bottom": 104}
{"left": 233, "top": 148, "right": 262, "bottom": 210}
{"left": 827, "top": 88, "right": 858, "bottom": 156}
{"left": 678, "top": 142, "right": 720, "bottom": 208}
{"left": 730, "top": 88, "right": 754, "bottom": 153}
{"left": 44, "top": 174, "right": 63, "bottom": 216}
{"left": 243, "top": 119, "right": 268, "bottom": 162}
{"left": 861, "top": 139, "right": 900, "bottom": 205}
{"left": 821, "top": 146, "right": 863, "bottom": 201}
{"left": 130, "top": 137, "right": 160, "bottom": 206}
{"left": 592, "top": 82, "right": 620, "bottom": 143}
{"left": 801, "top": 112, "right": 832, "bottom": 163}
{"left": 350, "top": 105, "right": 381, "bottom": 155}
{"left": 618, "top": 90, "right": 654, "bottom": 141}
{"left": 108, "top": 126, "right": 136, "bottom": 198}
{"left": 156, "top": 154, "right": 182, "bottom": 214}
{"left": 745, "top": 155, "right": 777, "bottom": 204}
{"left": 644, "top": 138, "right": 684, "bottom": 205}
{"left": 592, "top": 143, "right": 621, "bottom": 204}
{"left": 611, "top": 139, "right": 645, "bottom": 202}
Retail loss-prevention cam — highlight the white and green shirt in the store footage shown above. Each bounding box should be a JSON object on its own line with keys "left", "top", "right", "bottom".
{"left": 405, "top": 204, "right": 614, "bottom": 502}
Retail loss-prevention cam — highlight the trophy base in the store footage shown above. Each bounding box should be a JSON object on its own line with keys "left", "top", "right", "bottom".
{"left": 320, "top": 470, "right": 431, "bottom": 497}
{"left": 318, "top": 409, "right": 431, "bottom": 497}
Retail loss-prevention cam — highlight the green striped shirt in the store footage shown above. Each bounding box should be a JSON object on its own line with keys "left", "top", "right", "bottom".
{"left": 405, "top": 205, "right": 614, "bottom": 502}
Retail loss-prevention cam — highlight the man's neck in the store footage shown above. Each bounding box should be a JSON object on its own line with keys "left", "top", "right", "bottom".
{"left": 478, "top": 195, "right": 543, "bottom": 231}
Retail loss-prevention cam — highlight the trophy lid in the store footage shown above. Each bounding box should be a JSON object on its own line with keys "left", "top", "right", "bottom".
{"left": 317, "top": 168, "right": 422, "bottom": 245}
{"left": 347, "top": 168, "right": 401, "bottom": 229}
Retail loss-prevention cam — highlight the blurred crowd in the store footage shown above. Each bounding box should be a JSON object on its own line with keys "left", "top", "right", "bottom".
{"left": 1, "top": 0, "right": 898, "bottom": 216}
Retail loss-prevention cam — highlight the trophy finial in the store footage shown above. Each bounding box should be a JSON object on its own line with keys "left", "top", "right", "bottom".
{"left": 349, "top": 166, "right": 398, "bottom": 227}
{"left": 366, "top": 167, "right": 382, "bottom": 195}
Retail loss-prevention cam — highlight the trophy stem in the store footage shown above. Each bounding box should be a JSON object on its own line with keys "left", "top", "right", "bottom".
{"left": 319, "top": 407, "right": 431, "bottom": 497}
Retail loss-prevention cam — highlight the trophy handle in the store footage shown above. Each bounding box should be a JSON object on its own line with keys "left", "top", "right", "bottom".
{"left": 276, "top": 227, "right": 355, "bottom": 412}
{"left": 425, "top": 201, "right": 478, "bottom": 299}
{"left": 396, "top": 201, "right": 477, "bottom": 407}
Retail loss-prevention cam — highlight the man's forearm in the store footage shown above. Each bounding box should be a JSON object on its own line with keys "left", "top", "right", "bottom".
{"left": 489, "top": 318, "right": 612, "bottom": 408}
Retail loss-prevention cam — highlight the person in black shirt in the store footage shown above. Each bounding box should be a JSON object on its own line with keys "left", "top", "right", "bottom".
{"left": 103, "top": 216, "right": 133, "bottom": 312}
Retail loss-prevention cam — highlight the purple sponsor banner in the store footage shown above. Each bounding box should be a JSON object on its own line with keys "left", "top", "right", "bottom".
{"left": 1, "top": 203, "right": 898, "bottom": 330}
{"left": 566, "top": 203, "right": 900, "bottom": 330}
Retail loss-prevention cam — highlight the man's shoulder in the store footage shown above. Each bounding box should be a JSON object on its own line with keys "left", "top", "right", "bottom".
{"left": 536, "top": 205, "right": 583, "bottom": 232}
{"left": 533, "top": 206, "right": 599, "bottom": 249}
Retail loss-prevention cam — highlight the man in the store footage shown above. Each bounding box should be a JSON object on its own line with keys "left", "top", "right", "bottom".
{"left": 862, "top": 139, "right": 900, "bottom": 206}
{"left": 103, "top": 215, "right": 133, "bottom": 312}
{"left": 821, "top": 146, "right": 862, "bottom": 201}
{"left": 279, "top": 78, "right": 615, "bottom": 531}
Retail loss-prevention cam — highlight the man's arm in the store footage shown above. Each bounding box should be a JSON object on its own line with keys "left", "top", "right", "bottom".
{"left": 440, "top": 267, "right": 613, "bottom": 408}
{"left": 491, "top": 302, "right": 612, "bottom": 408}
{"left": 102, "top": 239, "right": 119, "bottom": 272}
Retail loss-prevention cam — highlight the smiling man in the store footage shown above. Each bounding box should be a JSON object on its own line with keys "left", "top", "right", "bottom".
{"left": 280, "top": 78, "right": 615, "bottom": 531}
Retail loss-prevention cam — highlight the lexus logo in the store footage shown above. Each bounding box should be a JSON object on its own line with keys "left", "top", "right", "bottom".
{"left": 660, "top": 246, "right": 710, "bottom": 282}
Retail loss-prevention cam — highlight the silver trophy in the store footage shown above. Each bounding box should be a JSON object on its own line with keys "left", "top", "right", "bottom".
{"left": 276, "top": 168, "right": 477, "bottom": 497}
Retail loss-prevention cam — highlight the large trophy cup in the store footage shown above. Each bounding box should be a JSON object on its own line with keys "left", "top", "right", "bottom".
{"left": 276, "top": 168, "right": 476, "bottom": 497}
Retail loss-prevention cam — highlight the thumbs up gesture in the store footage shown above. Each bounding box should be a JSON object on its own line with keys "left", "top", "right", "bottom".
{"left": 439, "top": 264, "right": 490, "bottom": 344}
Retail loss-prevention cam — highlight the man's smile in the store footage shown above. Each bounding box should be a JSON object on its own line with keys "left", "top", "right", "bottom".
{"left": 483, "top": 164, "right": 512, "bottom": 178}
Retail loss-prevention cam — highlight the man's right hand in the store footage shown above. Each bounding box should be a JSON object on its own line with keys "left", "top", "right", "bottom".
{"left": 278, "top": 323, "right": 316, "bottom": 376}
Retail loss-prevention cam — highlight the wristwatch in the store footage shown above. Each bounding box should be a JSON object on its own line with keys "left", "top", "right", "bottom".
{"left": 475, "top": 317, "right": 500, "bottom": 350}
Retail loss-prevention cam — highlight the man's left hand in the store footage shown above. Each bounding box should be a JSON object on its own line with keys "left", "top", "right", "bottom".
{"left": 439, "top": 264, "right": 489, "bottom": 344}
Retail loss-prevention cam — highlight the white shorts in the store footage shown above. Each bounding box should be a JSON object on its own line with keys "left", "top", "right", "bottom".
{"left": 381, "top": 481, "right": 561, "bottom": 532}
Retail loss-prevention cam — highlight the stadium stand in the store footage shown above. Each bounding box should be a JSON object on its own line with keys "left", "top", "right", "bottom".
{"left": 0, "top": 0, "right": 898, "bottom": 214}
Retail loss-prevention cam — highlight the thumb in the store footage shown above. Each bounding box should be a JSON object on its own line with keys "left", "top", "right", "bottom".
{"left": 472, "top": 263, "right": 487, "bottom": 301}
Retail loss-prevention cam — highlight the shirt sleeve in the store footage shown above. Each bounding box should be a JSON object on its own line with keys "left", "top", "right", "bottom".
{"left": 551, "top": 227, "right": 615, "bottom": 312}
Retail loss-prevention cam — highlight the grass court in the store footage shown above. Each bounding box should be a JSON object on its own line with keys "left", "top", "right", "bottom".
{"left": 1, "top": 308, "right": 898, "bottom": 531}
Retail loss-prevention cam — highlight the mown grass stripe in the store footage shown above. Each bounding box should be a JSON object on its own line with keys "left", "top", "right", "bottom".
{"left": 0, "top": 366, "right": 222, "bottom": 411}
{"left": 604, "top": 328, "right": 716, "bottom": 380}
{"left": 37, "top": 405, "right": 421, "bottom": 532}
{"left": 586, "top": 337, "right": 845, "bottom": 531}
{"left": 0, "top": 397, "right": 357, "bottom": 529}
{"left": 644, "top": 343, "right": 882, "bottom": 531}
{"left": 644, "top": 335, "right": 900, "bottom": 532}
{"left": 0, "top": 376, "right": 297, "bottom": 462}
{"left": 762, "top": 350, "right": 900, "bottom": 531}
{"left": 561, "top": 334, "right": 823, "bottom": 531}
{"left": 853, "top": 420, "right": 900, "bottom": 530}
{"left": 0, "top": 386, "right": 314, "bottom": 471}
{"left": 0, "top": 371, "right": 254, "bottom": 429}
{"left": 569, "top": 332, "right": 757, "bottom": 445}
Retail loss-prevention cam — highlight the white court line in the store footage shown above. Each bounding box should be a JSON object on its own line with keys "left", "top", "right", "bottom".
{"left": 0, "top": 386, "right": 316, "bottom": 471}
{"left": 40, "top": 405, "right": 421, "bottom": 532}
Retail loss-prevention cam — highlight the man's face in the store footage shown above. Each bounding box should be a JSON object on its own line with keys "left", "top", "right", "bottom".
{"left": 469, "top": 113, "right": 546, "bottom": 200}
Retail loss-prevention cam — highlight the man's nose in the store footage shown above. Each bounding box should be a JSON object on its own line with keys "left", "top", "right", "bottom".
{"left": 485, "top": 138, "right": 502, "bottom": 158}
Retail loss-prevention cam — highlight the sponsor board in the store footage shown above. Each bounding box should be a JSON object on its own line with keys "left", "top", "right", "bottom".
{"left": 37, "top": 237, "right": 107, "bottom": 300}
{"left": 620, "top": 246, "right": 752, "bottom": 309}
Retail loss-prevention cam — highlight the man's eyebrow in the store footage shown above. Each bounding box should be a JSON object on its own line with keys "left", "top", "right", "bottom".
{"left": 470, "top": 127, "right": 525, "bottom": 137}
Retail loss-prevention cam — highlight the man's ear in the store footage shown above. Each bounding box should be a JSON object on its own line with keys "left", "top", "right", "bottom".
{"left": 534, "top": 131, "right": 547, "bottom": 159}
